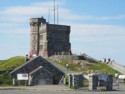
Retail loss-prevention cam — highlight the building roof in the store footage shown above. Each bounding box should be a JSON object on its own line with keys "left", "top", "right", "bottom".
{"left": 10, "top": 55, "right": 41, "bottom": 75}
{"left": 29, "top": 66, "right": 53, "bottom": 76}
{"left": 10, "top": 55, "right": 64, "bottom": 75}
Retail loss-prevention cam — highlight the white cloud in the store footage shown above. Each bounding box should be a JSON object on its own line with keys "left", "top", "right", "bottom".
{"left": 1, "top": 2, "right": 52, "bottom": 15}
{"left": 70, "top": 23, "right": 125, "bottom": 44}
{"left": 98, "top": 15, "right": 125, "bottom": 20}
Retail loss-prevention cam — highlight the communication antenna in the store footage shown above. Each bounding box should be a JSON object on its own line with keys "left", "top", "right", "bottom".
{"left": 57, "top": 4, "right": 59, "bottom": 24}
{"left": 54, "top": 0, "right": 56, "bottom": 24}
{"left": 48, "top": 9, "right": 50, "bottom": 23}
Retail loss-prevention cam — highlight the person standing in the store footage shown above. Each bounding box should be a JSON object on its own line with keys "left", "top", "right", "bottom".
{"left": 66, "top": 63, "right": 69, "bottom": 72}
{"left": 115, "top": 71, "right": 119, "bottom": 83}
{"left": 115, "top": 71, "right": 119, "bottom": 88}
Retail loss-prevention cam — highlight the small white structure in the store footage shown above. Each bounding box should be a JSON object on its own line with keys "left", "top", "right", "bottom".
{"left": 118, "top": 75, "right": 125, "bottom": 79}
{"left": 17, "top": 74, "right": 28, "bottom": 80}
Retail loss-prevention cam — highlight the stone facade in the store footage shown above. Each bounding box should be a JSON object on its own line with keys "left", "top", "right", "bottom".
{"left": 68, "top": 73, "right": 84, "bottom": 89}
{"left": 89, "top": 73, "right": 113, "bottom": 91}
{"left": 30, "top": 17, "right": 71, "bottom": 58}
{"left": 49, "top": 55, "right": 86, "bottom": 61}
{"left": 10, "top": 56, "right": 64, "bottom": 85}
{"left": 29, "top": 66, "right": 53, "bottom": 85}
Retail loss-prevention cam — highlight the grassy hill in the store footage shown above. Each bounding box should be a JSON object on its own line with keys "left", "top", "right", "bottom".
{"left": 0, "top": 55, "right": 119, "bottom": 86}
{"left": 0, "top": 56, "right": 25, "bottom": 70}
{"left": 52, "top": 59, "right": 119, "bottom": 75}
{"left": 0, "top": 56, "right": 118, "bottom": 75}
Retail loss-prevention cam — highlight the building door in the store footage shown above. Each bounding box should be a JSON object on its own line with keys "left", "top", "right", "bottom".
{"left": 38, "top": 79, "right": 46, "bottom": 85}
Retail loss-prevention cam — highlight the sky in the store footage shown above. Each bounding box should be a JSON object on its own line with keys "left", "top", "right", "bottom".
{"left": 0, "top": 0, "right": 125, "bottom": 65}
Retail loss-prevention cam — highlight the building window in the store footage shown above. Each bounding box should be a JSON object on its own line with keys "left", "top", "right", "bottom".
{"left": 34, "top": 36, "right": 36, "bottom": 40}
{"left": 33, "top": 45, "right": 37, "bottom": 50}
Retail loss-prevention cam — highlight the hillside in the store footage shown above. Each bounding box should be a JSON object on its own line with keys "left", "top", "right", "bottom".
{"left": 52, "top": 60, "right": 118, "bottom": 75}
{"left": 0, "top": 56, "right": 25, "bottom": 70}
{"left": 48, "top": 54, "right": 119, "bottom": 75}
{"left": 0, "top": 56, "right": 118, "bottom": 75}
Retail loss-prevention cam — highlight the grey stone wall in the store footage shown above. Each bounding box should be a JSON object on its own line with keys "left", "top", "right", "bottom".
{"left": 68, "top": 73, "right": 83, "bottom": 89}
{"left": 49, "top": 55, "right": 86, "bottom": 61}
{"left": 106, "top": 74, "right": 113, "bottom": 90}
{"left": 29, "top": 66, "right": 53, "bottom": 85}
{"left": 89, "top": 73, "right": 113, "bottom": 91}
{"left": 89, "top": 74, "right": 98, "bottom": 90}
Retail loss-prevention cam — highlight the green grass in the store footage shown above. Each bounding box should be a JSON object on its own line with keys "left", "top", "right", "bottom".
{"left": 0, "top": 56, "right": 25, "bottom": 70}
{"left": 83, "top": 81, "right": 89, "bottom": 87}
{"left": 50, "top": 59, "right": 118, "bottom": 75}
{"left": 54, "top": 60, "right": 82, "bottom": 72}
{"left": 83, "top": 62, "right": 121, "bottom": 75}
{"left": 0, "top": 56, "right": 119, "bottom": 75}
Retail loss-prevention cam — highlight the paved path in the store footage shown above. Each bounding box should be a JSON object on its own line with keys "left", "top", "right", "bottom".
{"left": 0, "top": 83, "right": 125, "bottom": 94}
{"left": 108, "top": 63, "right": 125, "bottom": 75}
{"left": 0, "top": 90, "right": 124, "bottom": 94}
{"left": 0, "top": 85, "right": 71, "bottom": 91}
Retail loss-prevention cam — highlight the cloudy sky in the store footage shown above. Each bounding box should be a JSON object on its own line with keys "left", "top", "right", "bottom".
{"left": 0, "top": 0, "right": 125, "bottom": 65}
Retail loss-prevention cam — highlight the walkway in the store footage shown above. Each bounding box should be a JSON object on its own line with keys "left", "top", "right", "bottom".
{"left": 0, "top": 85, "right": 72, "bottom": 91}
{"left": 0, "top": 83, "right": 125, "bottom": 94}
{"left": 108, "top": 63, "right": 125, "bottom": 74}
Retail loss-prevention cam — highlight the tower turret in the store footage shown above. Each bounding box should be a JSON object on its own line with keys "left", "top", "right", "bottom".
{"left": 30, "top": 18, "right": 41, "bottom": 56}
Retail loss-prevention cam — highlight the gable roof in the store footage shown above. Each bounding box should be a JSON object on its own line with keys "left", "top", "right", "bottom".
{"left": 29, "top": 66, "right": 53, "bottom": 76}
{"left": 10, "top": 55, "right": 41, "bottom": 75}
{"left": 10, "top": 55, "right": 64, "bottom": 75}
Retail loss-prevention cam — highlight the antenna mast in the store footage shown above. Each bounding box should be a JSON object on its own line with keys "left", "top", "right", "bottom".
{"left": 57, "top": 4, "right": 58, "bottom": 24}
{"left": 48, "top": 9, "right": 50, "bottom": 23}
{"left": 54, "top": 0, "right": 55, "bottom": 24}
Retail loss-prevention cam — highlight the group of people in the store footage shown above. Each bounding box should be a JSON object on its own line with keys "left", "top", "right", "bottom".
{"left": 103, "top": 58, "right": 115, "bottom": 64}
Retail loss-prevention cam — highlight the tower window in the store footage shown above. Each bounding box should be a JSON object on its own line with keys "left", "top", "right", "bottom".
{"left": 33, "top": 45, "right": 37, "bottom": 50}
{"left": 34, "top": 36, "right": 36, "bottom": 40}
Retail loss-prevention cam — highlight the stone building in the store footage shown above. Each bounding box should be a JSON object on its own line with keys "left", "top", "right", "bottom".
{"left": 30, "top": 17, "right": 71, "bottom": 58}
{"left": 10, "top": 56, "right": 64, "bottom": 85}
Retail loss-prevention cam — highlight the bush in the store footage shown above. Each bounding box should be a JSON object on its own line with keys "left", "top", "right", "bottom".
{"left": 0, "top": 73, "right": 12, "bottom": 86}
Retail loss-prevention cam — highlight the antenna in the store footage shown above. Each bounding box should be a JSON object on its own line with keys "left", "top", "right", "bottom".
{"left": 54, "top": 0, "right": 55, "bottom": 24}
{"left": 48, "top": 9, "right": 50, "bottom": 23}
{"left": 57, "top": 4, "right": 59, "bottom": 24}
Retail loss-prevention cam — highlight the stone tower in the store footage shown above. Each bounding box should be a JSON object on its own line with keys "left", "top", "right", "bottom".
{"left": 30, "top": 17, "right": 71, "bottom": 58}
